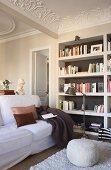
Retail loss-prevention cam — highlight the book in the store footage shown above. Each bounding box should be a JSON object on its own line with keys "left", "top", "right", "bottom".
{"left": 0, "top": 90, "right": 15, "bottom": 95}
{"left": 41, "top": 113, "right": 57, "bottom": 119}
{"left": 91, "top": 123, "right": 102, "bottom": 127}
{"left": 83, "top": 45, "right": 87, "bottom": 54}
{"left": 63, "top": 101, "right": 68, "bottom": 110}
{"left": 98, "top": 82, "right": 104, "bottom": 92}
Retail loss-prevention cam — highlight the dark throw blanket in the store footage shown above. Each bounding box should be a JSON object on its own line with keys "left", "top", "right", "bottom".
{"left": 36, "top": 106, "right": 74, "bottom": 148}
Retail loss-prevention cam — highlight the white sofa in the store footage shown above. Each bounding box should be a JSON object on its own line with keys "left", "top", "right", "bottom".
{"left": 0, "top": 95, "right": 55, "bottom": 170}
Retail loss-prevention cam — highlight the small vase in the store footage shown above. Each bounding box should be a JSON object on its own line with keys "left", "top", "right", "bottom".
{"left": 3, "top": 85, "right": 9, "bottom": 90}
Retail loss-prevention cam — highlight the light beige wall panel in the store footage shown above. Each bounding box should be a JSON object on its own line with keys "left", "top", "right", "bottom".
{"left": 0, "top": 33, "right": 57, "bottom": 107}
{"left": 0, "top": 43, "right": 8, "bottom": 79}
{"left": 59, "top": 22, "right": 111, "bottom": 42}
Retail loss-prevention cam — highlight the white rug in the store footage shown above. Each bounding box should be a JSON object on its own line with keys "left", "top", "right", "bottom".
{"left": 30, "top": 140, "right": 111, "bottom": 170}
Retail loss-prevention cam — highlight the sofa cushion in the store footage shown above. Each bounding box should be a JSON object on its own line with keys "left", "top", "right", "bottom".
{"left": 0, "top": 95, "right": 41, "bottom": 125}
{"left": 11, "top": 105, "right": 38, "bottom": 120}
{"left": 0, "top": 126, "right": 32, "bottom": 155}
{"left": 13, "top": 112, "right": 36, "bottom": 127}
{"left": 20, "top": 120, "right": 52, "bottom": 141}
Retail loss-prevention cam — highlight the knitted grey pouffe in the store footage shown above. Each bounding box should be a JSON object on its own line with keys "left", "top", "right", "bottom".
{"left": 67, "top": 139, "right": 99, "bottom": 167}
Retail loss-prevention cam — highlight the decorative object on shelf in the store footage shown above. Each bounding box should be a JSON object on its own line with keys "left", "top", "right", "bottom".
{"left": 66, "top": 85, "right": 87, "bottom": 138}
{"left": 0, "top": 79, "right": 12, "bottom": 90}
{"left": 16, "top": 78, "right": 25, "bottom": 95}
{"left": 75, "top": 35, "right": 80, "bottom": 41}
{"left": 91, "top": 44, "right": 102, "bottom": 53}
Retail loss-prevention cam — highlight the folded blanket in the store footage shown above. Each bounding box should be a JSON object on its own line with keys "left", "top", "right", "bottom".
{"left": 36, "top": 106, "right": 74, "bottom": 148}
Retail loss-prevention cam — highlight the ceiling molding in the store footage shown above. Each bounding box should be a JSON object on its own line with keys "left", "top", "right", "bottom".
{"left": 0, "top": 1, "right": 58, "bottom": 39}
{"left": 0, "top": 30, "right": 41, "bottom": 43}
{"left": 7, "top": 0, "right": 60, "bottom": 33}
{"left": 0, "top": 10, "right": 15, "bottom": 35}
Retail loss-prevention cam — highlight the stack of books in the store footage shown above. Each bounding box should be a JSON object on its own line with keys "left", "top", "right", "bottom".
{"left": 89, "top": 123, "right": 102, "bottom": 132}
{"left": 0, "top": 90, "right": 15, "bottom": 95}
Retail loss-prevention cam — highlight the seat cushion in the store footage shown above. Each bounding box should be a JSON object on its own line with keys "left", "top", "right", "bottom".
{"left": 0, "top": 124, "right": 32, "bottom": 155}
{"left": 20, "top": 120, "right": 52, "bottom": 141}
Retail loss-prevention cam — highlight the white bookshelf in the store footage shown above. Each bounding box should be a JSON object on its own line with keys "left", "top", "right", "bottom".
{"left": 64, "top": 110, "right": 104, "bottom": 117}
{"left": 59, "top": 72, "right": 104, "bottom": 78}
{"left": 73, "top": 129, "right": 98, "bottom": 136}
{"left": 56, "top": 34, "right": 111, "bottom": 134}
{"left": 58, "top": 52, "right": 104, "bottom": 61}
{"left": 58, "top": 92, "right": 104, "bottom": 96}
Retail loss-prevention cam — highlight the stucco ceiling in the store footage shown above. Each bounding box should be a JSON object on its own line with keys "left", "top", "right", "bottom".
{"left": 0, "top": 9, "right": 38, "bottom": 41}
{"left": 0, "top": 0, "right": 111, "bottom": 39}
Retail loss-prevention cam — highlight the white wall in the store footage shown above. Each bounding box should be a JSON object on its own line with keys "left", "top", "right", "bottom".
{"left": 0, "top": 33, "right": 57, "bottom": 107}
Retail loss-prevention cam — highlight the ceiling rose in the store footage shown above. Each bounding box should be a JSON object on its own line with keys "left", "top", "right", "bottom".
{"left": 0, "top": 11, "right": 15, "bottom": 35}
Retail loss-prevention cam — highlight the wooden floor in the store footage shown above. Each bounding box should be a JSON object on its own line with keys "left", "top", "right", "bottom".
{"left": 8, "top": 146, "right": 61, "bottom": 170}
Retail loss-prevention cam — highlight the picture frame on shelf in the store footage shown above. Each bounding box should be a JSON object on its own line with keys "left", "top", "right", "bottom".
{"left": 91, "top": 44, "right": 102, "bottom": 53}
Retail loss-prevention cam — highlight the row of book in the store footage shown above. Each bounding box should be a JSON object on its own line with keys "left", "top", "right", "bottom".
{"left": 59, "top": 45, "right": 88, "bottom": 57}
{"left": 62, "top": 100, "right": 75, "bottom": 111}
{"left": 59, "top": 65, "right": 78, "bottom": 75}
{"left": 88, "top": 63, "right": 104, "bottom": 73}
{"left": 59, "top": 98, "right": 104, "bottom": 113}
{"left": 94, "top": 104, "right": 104, "bottom": 113}
{"left": 59, "top": 63, "right": 104, "bottom": 76}
{"left": 61, "top": 82, "right": 104, "bottom": 93}
{"left": 59, "top": 43, "right": 103, "bottom": 57}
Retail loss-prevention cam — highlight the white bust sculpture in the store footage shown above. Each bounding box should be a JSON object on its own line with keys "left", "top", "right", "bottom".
{"left": 16, "top": 78, "right": 25, "bottom": 95}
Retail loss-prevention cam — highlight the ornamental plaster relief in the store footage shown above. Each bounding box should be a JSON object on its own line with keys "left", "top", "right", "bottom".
{"left": 3, "top": 0, "right": 111, "bottom": 34}
{"left": 0, "top": 10, "right": 15, "bottom": 35}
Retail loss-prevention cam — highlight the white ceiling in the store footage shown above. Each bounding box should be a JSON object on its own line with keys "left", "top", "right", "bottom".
{"left": 0, "top": 0, "right": 111, "bottom": 40}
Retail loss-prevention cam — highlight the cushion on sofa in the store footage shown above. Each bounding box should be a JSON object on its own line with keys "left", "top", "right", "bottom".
{"left": 13, "top": 112, "right": 36, "bottom": 127}
{"left": 11, "top": 105, "right": 38, "bottom": 120}
{"left": 0, "top": 95, "right": 41, "bottom": 125}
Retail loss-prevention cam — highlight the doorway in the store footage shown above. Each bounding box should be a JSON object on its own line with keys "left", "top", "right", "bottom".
{"left": 30, "top": 48, "right": 50, "bottom": 105}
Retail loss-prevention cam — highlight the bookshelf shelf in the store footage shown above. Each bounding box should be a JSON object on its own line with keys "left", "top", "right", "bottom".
{"left": 59, "top": 52, "right": 104, "bottom": 62}
{"left": 106, "top": 113, "right": 111, "bottom": 117}
{"left": 58, "top": 92, "right": 104, "bottom": 96}
{"left": 107, "top": 72, "right": 111, "bottom": 76}
{"left": 65, "top": 109, "right": 104, "bottom": 116}
{"left": 73, "top": 129, "right": 98, "bottom": 136}
{"left": 57, "top": 34, "right": 111, "bottom": 134}
{"left": 59, "top": 73, "right": 104, "bottom": 78}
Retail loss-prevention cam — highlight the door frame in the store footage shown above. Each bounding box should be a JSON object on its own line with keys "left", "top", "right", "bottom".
{"left": 29, "top": 46, "right": 51, "bottom": 106}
